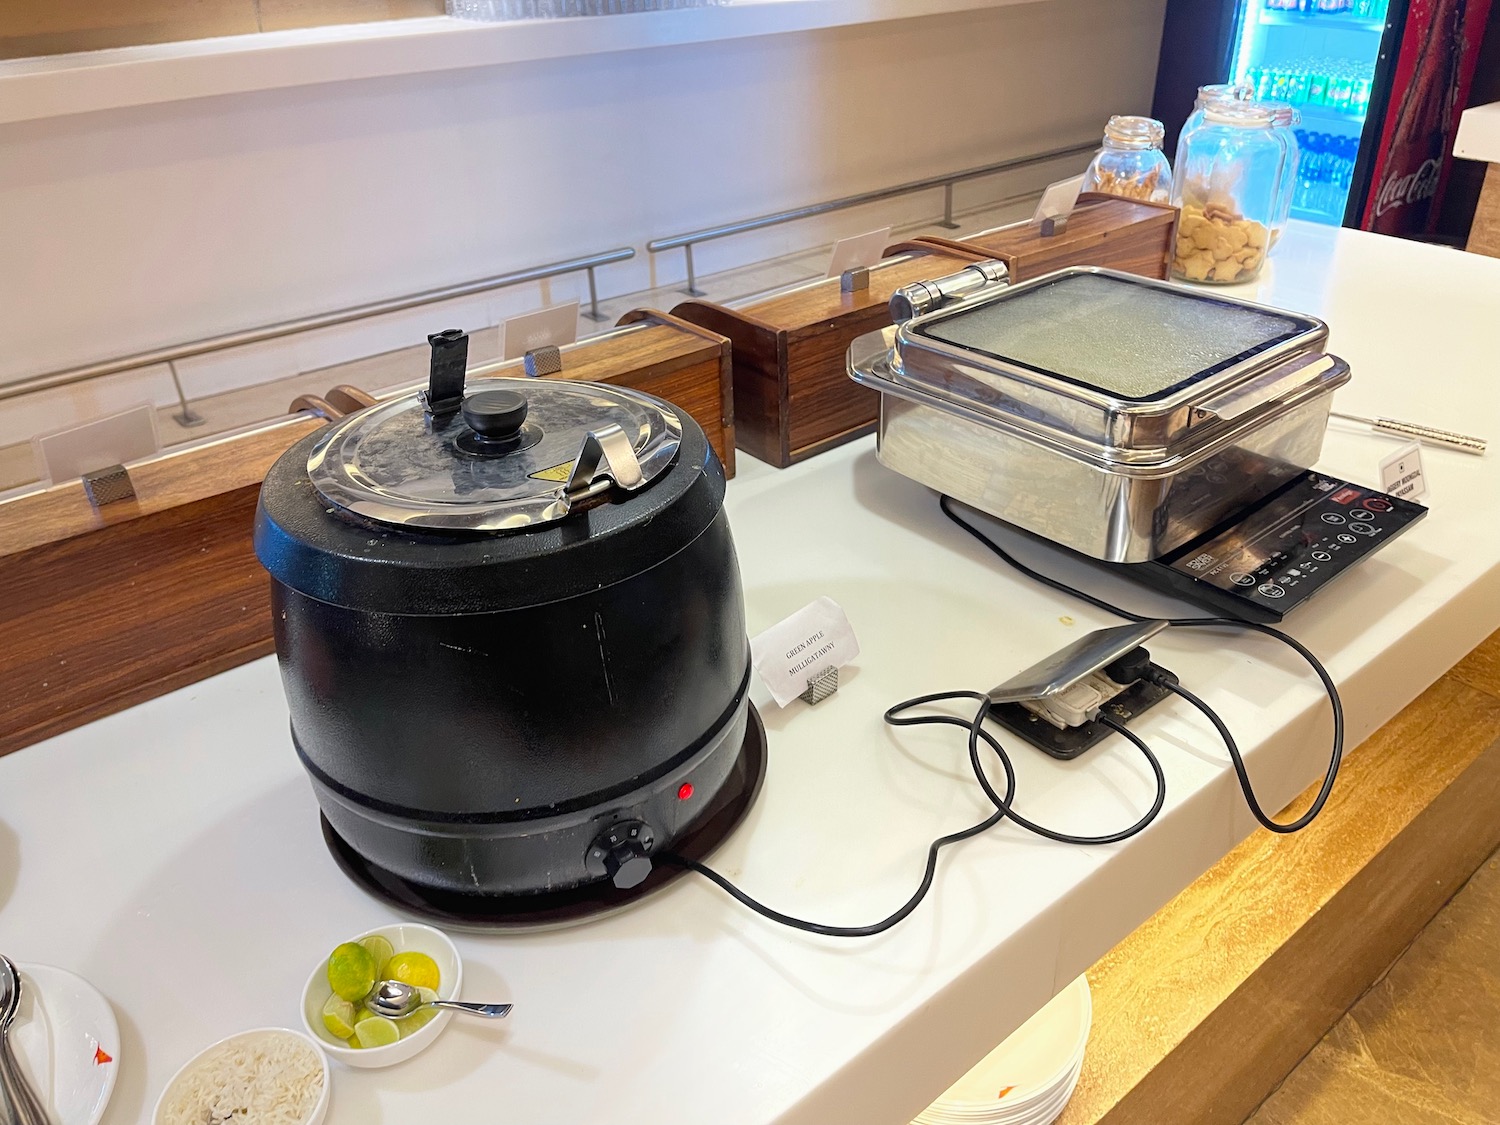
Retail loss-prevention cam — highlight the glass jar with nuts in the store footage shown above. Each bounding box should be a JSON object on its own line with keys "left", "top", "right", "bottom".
{"left": 1081, "top": 116, "right": 1173, "bottom": 204}
{"left": 1170, "top": 102, "right": 1285, "bottom": 285}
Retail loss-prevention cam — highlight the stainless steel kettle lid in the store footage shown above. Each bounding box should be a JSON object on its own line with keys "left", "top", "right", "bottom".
{"left": 308, "top": 372, "right": 682, "bottom": 533}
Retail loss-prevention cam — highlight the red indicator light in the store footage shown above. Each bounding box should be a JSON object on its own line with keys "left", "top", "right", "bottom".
{"left": 677, "top": 782, "right": 694, "bottom": 801}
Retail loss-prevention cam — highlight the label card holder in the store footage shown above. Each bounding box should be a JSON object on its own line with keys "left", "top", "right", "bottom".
{"left": 501, "top": 302, "right": 580, "bottom": 362}
{"left": 32, "top": 403, "right": 160, "bottom": 486}
{"left": 750, "top": 597, "right": 860, "bottom": 708}
{"left": 1379, "top": 441, "right": 1428, "bottom": 501}
{"left": 1032, "top": 173, "right": 1086, "bottom": 224}
{"left": 826, "top": 227, "right": 892, "bottom": 279}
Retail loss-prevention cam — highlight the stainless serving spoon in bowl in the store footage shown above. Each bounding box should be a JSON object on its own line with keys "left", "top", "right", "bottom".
{"left": 0, "top": 955, "right": 53, "bottom": 1125}
{"left": 366, "top": 980, "right": 512, "bottom": 1021}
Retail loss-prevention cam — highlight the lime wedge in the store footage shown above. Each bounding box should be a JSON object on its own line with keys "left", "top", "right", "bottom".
{"left": 395, "top": 990, "right": 440, "bottom": 1039}
{"left": 321, "top": 994, "right": 359, "bottom": 1040}
{"left": 396, "top": 1008, "right": 437, "bottom": 1038}
{"left": 327, "top": 941, "right": 378, "bottom": 1002}
{"left": 385, "top": 951, "right": 441, "bottom": 992}
{"left": 358, "top": 934, "right": 395, "bottom": 979}
{"left": 354, "top": 1015, "right": 401, "bottom": 1050}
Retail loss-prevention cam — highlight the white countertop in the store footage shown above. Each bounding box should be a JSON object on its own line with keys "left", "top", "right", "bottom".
{"left": 2, "top": 223, "right": 1499, "bottom": 1125}
{"left": 1456, "top": 100, "right": 1500, "bottom": 164}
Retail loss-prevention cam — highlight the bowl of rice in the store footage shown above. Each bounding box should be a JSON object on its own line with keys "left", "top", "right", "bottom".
{"left": 154, "top": 1027, "right": 329, "bottom": 1125}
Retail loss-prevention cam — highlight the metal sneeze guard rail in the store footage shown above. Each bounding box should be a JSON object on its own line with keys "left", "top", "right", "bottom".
{"left": 645, "top": 141, "right": 1097, "bottom": 296}
{"left": 0, "top": 247, "right": 636, "bottom": 426}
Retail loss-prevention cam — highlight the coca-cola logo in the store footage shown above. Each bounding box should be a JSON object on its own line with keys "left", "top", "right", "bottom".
{"left": 1374, "top": 158, "right": 1441, "bottom": 217}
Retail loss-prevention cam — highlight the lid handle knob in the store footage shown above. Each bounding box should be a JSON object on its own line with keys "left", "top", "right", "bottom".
{"left": 424, "top": 328, "right": 469, "bottom": 420}
{"left": 461, "top": 389, "right": 530, "bottom": 448}
{"left": 564, "top": 423, "right": 645, "bottom": 500}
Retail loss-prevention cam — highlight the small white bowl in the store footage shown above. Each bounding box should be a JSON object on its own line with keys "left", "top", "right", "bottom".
{"left": 301, "top": 922, "right": 463, "bottom": 1069}
{"left": 153, "top": 1027, "right": 329, "bottom": 1125}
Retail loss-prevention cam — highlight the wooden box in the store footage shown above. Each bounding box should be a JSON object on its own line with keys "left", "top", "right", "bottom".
{"left": 668, "top": 245, "right": 984, "bottom": 468}
{"left": 0, "top": 311, "right": 734, "bottom": 758}
{"left": 910, "top": 193, "right": 1178, "bottom": 283}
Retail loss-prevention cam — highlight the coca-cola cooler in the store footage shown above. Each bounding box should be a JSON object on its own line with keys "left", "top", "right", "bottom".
{"left": 1151, "top": 0, "right": 1494, "bottom": 239}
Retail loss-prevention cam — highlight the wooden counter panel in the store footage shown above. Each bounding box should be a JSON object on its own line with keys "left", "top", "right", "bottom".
{"left": 1050, "top": 630, "right": 1500, "bottom": 1125}
{"left": 0, "top": 416, "right": 323, "bottom": 558}
{"left": 0, "top": 484, "right": 275, "bottom": 757}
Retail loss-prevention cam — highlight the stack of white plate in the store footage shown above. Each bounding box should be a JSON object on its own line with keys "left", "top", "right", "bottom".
{"left": 914, "top": 975, "right": 1092, "bottom": 1125}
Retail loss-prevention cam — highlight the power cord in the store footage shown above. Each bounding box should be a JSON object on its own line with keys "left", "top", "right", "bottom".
{"left": 663, "top": 688, "right": 1168, "bottom": 937}
{"left": 939, "top": 494, "right": 1343, "bottom": 835}
{"left": 665, "top": 493, "right": 1342, "bottom": 937}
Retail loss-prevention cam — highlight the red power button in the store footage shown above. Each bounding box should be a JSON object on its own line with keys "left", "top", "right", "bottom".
{"left": 1363, "top": 497, "right": 1393, "bottom": 512}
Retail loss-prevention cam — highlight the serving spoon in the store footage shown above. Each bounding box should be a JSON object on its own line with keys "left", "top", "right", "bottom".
{"left": 0, "top": 955, "right": 52, "bottom": 1125}
{"left": 365, "top": 980, "right": 512, "bottom": 1021}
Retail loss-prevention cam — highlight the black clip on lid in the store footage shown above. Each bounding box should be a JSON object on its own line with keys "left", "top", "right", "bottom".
{"left": 424, "top": 328, "right": 469, "bottom": 420}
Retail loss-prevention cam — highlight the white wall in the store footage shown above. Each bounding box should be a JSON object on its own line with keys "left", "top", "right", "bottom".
{"left": 0, "top": 0, "right": 1166, "bottom": 441}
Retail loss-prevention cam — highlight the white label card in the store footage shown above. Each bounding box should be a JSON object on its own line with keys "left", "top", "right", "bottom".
{"left": 1031, "top": 173, "right": 1086, "bottom": 223}
{"left": 826, "top": 227, "right": 892, "bottom": 279}
{"left": 501, "top": 301, "right": 580, "bottom": 361}
{"left": 1379, "top": 441, "right": 1428, "bottom": 501}
{"left": 749, "top": 597, "right": 861, "bottom": 708}
{"left": 31, "top": 403, "right": 160, "bottom": 485}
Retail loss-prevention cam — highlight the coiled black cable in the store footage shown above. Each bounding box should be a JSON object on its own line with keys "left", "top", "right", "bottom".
{"left": 665, "top": 689, "right": 1168, "bottom": 937}
{"left": 666, "top": 491, "right": 1339, "bottom": 937}
{"left": 938, "top": 494, "right": 1343, "bottom": 834}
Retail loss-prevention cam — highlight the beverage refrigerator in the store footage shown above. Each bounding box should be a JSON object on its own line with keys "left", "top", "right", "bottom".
{"left": 1151, "top": 0, "right": 1495, "bottom": 239}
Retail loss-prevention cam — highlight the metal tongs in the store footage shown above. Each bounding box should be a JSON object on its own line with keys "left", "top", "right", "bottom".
{"left": 1331, "top": 411, "right": 1487, "bottom": 455}
{"left": 0, "top": 956, "right": 51, "bottom": 1125}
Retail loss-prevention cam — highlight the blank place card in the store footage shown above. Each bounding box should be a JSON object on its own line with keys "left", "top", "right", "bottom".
{"left": 826, "top": 227, "right": 892, "bottom": 279}
{"left": 501, "top": 302, "right": 580, "bottom": 362}
{"left": 31, "top": 403, "right": 160, "bottom": 486}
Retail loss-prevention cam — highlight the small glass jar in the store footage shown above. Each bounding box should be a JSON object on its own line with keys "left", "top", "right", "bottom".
{"left": 1263, "top": 102, "right": 1302, "bottom": 248}
{"left": 1171, "top": 102, "right": 1284, "bottom": 285}
{"left": 1081, "top": 116, "right": 1173, "bottom": 203}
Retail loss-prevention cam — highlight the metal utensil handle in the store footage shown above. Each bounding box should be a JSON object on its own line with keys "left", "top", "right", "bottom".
{"left": 429, "top": 1000, "right": 513, "bottom": 1019}
{"left": 0, "top": 1036, "right": 52, "bottom": 1125}
{"left": 1369, "top": 417, "right": 1487, "bottom": 455}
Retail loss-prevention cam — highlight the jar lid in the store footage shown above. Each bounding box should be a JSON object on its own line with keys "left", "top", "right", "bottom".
{"left": 1102, "top": 115, "right": 1165, "bottom": 148}
{"left": 307, "top": 378, "right": 682, "bottom": 532}
{"left": 1203, "top": 102, "right": 1275, "bottom": 127}
{"left": 1195, "top": 82, "right": 1254, "bottom": 109}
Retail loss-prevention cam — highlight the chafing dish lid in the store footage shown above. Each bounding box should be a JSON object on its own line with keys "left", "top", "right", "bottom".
{"left": 907, "top": 270, "right": 1316, "bottom": 402}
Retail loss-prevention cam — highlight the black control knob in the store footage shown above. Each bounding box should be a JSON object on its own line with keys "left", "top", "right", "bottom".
{"left": 603, "top": 840, "right": 652, "bottom": 890}
{"left": 461, "top": 390, "right": 528, "bottom": 447}
{"left": 586, "top": 820, "right": 656, "bottom": 890}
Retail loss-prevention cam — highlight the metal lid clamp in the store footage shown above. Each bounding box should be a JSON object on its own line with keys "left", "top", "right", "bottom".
{"left": 889, "top": 259, "right": 1010, "bottom": 324}
{"left": 562, "top": 424, "right": 646, "bottom": 507}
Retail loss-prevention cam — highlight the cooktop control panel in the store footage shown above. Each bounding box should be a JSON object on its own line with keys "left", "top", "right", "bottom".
{"left": 1134, "top": 472, "right": 1428, "bottom": 622}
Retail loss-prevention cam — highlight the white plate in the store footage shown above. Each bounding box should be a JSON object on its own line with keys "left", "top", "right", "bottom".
{"left": 916, "top": 975, "right": 1091, "bottom": 1124}
{"left": 12, "top": 963, "right": 120, "bottom": 1125}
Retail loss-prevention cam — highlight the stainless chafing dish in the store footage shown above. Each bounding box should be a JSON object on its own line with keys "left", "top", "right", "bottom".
{"left": 848, "top": 265, "right": 1350, "bottom": 562}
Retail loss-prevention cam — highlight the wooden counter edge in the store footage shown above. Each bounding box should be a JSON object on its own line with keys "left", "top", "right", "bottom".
{"left": 1031, "top": 630, "right": 1500, "bottom": 1125}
